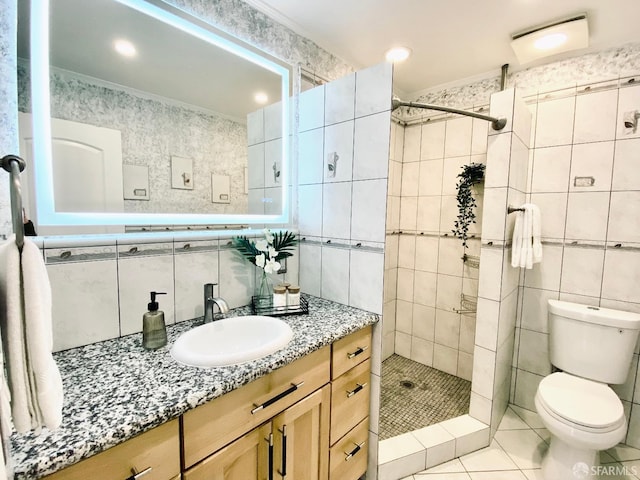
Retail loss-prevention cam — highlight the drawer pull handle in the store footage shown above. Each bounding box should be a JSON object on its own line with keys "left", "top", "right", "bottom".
{"left": 265, "top": 433, "right": 274, "bottom": 480}
{"left": 125, "top": 467, "right": 152, "bottom": 480}
{"left": 278, "top": 425, "right": 287, "bottom": 477}
{"left": 346, "top": 382, "right": 367, "bottom": 398}
{"left": 344, "top": 441, "right": 365, "bottom": 461}
{"left": 251, "top": 382, "right": 304, "bottom": 414}
{"left": 347, "top": 346, "right": 368, "bottom": 359}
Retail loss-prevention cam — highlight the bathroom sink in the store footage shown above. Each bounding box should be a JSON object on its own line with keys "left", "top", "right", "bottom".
{"left": 170, "top": 315, "right": 293, "bottom": 367}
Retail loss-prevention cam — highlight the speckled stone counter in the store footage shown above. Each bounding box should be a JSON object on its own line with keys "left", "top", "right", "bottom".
{"left": 10, "top": 295, "right": 378, "bottom": 479}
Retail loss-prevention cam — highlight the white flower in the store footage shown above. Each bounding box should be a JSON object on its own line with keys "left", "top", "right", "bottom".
{"left": 263, "top": 229, "right": 274, "bottom": 243}
{"left": 255, "top": 239, "right": 269, "bottom": 252}
{"left": 263, "top": 258, "right": 281, "bottom": 274}
{"left": 268, "top": 247, "right": 278, "bottom": 258}
{"left": 255, "top": 253, "right": 265, "bottom": 268}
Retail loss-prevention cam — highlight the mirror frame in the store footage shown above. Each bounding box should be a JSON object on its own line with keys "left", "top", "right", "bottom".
{"left": 29, "top": 0, "right": 292, "bottom": 228}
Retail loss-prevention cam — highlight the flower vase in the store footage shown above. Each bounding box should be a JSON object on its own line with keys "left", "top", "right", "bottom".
{"left": 256, "top": 271, "right": 273, "bottom": 307}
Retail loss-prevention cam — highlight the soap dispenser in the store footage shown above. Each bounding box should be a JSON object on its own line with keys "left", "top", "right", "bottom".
{"left": 143, "top": 291, "right": 167, "bottom": 350}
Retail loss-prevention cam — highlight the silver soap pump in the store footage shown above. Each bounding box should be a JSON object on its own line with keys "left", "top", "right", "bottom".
{"left": 142, "top": 291, "right": 167, "bottom": 350}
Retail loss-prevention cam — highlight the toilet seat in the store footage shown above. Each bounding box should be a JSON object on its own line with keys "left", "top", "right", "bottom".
{"left": 537, "top": 372, "right": 625, "bottom": 433}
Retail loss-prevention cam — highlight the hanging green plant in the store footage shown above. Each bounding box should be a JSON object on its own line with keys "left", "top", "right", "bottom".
{"left": 452, "top": 163, "right": 485, "bottom": 248}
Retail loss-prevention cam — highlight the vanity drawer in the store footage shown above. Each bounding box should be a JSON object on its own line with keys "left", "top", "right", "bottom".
{"left": 331, "top": 326, "right": 371, "bottom": 380}
{"left": 329, "top": 417, "right": 369, "bottom": 480}
{"left": 330, "top": 359, "right": 371, "bottom": 444}
{"left": 44, "top": 419, "right": 180, "bottom": 480}
{"left": 182, "top": 346, "right": 330, "bottom": 468}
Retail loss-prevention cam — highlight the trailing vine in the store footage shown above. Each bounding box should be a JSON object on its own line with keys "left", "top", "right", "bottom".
{"left": 452, "top": 163, "right": 485, "bottom": 248}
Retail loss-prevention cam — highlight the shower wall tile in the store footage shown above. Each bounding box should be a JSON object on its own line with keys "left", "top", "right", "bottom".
{"left": 403, "top": 125, "right": 422, "bottom": 162}
{"left": 602, "top": 249, "right": 640, "bottom": 304}
{"left": 484, "top": 134, "right": 512, "bottom": 188}
{"left": 433, "top": 344, "right": 458, "bottom": 376}
{"left": 528, "top": 193, "right": 568, "bottom": 239}
{"left": 299, "top": 86, "right": 325, "bottom": 133}
{"left": 569, "top": 141, "right": 615, "bottom": 192}
{"left": 414, "top": 235, "right": 439, "bottom": 272}
{"left": 418, "top": 159, "right": 443, "bottom": 196}
{"left": 513, "top": 93, "right": 533, "bottom": 148}
{"left": 298, "top": 128, "right": 324, "bottom": 185}
{"left": 353, "top": 112, "right": 391, "bottom": 180}
{"left": 396, "top": 300, "right": 413, "bottom": 334}
{"left": 559, "top": 246, "right": 605, "bottom": 298}
{"left": 322, "top": 182, "right": 352, "bottom": 240}
{"left": 351, "top": 179, "right": 387, "bottom": 242}
{"left": 401, "top": 162, "right": 420, "bottom": 196}
{"left": 471, "top": 118, "right": 489, "bottom": 154}
{"left": 523, "top": 244, "right": 563, "bottom": 291}
{"left": 564, "top": 191, "right": 610, "bottom": 241}
{"left": 421, "top": 121, "right": 446, "bottom": 160}
{"left": 349, "top": 249, "right": 384, "bottom": 314}
{"left": 413, "top": 270, "right": 437, "bottom": 307}
{"left": 355, "top": 62, "right": 393, "bottom": 118}
{"left": 298, "top": 184, "right": 323, "bottom": 236}
{"left": 534, "top": 95, "right": 576, "bottom": 147}
{"left": 444, "top": 117, "right": 472, "bottom": 157}
{"left": 323, "top": 120, "right": 354, "bottom": 182}
{"left": 397, "top": 235, "right": 416, "bottom": 269}
{"left": 441, "top": 156, "right": 468, "bottom": 195}
{"left": 608, "top": 191, "right": 640, "bottom": 244}
{"left": 617, "top": 84, "right": 640, "bottom": 140}
{"left": 574, "top": 89, "right": 618, "bottom": 143}
{"left": 320, "top": 246, "right": 350, "bottom": 305}
{"left": 612, "top": 138, "right": 640, "bottom": 190}
{"left": 530, "top": 145, "right": 571, "bottom": 193}
{"left": 324, "top": 73, "right": 355, "bottom": 125}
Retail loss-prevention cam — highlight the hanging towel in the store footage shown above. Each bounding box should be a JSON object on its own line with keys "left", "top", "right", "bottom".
{"left": 511, "top": 204, "right": 543, "bottom": 269}
{"left": 0, "top": 235, "right": 63, "bottom": 434}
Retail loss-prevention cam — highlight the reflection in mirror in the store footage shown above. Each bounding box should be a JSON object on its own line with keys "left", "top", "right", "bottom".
{"left": 17, "top": 0, "right": 291, "bottom": 235}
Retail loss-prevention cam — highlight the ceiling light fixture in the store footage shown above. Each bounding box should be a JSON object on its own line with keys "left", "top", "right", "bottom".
{"left": 113, "top": 38, "right": 137, "bottom": 58}
{"left": 254, "top": 92, "right": 269, "bottom": 104}
{"left": 510, "top": 14, "right": 588, "bottom": 64}
{"left": 385, "top": 46, "right": 412, "bottom": 63}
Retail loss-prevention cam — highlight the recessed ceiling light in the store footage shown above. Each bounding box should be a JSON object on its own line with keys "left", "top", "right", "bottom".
{"left": 114, "top": 39, "right": 137, "bottom": 58}
{"left": 534, "top": 33, "right": 568, "bottom": 51}
{"left": 385, "top": 46, "right": 412, "bottom": 63}
{"left": 511, "top": 14, "right": 588, "bottom": 64}
{"left": 254, "top": 92, "right": 269, "bottom": 104}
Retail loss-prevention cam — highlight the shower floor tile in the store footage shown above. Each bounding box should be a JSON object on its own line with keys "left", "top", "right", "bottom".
{"left": 379, "top": 354, "right": 471, "bottom": 440}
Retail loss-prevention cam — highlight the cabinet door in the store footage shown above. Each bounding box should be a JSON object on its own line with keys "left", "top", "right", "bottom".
{"left": 272, "top": 385, "right": 330, "bottom": 480}
{"left": 183, "top": 423, "right": 271, "bottom": 480}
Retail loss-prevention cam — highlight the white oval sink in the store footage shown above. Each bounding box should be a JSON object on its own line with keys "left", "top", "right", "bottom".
{"left": 170, "top": 315, "right": 293, "bottom": 367}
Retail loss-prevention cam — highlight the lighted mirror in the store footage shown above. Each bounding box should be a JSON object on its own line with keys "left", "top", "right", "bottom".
{"left": 17, "top": 0, "right": 292, "bottom": 235}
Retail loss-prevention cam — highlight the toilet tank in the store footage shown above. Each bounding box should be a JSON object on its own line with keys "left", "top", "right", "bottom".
{"left": 548, "top": 300, "right": 640, "bottom": 384}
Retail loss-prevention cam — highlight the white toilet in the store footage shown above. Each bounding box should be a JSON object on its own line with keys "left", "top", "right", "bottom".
{"left": 535, "top": 300, "right": 640, "bottom": 479}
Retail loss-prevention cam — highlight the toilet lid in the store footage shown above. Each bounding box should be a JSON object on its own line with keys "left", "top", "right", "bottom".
{"left": 538, "top": 372, "right": 624, "bottom": 429}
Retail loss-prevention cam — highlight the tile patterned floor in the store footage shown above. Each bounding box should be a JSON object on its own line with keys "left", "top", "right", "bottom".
{"left": 400, "top": 404, "right": 640, "bottom": 480}
{"left": 380, "top": 354, "right": 471, "bottom": 440}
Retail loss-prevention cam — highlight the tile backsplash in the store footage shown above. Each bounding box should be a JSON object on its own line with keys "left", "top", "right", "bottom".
{"left": 41, "top": 235, "right": 298, "bottom": 352}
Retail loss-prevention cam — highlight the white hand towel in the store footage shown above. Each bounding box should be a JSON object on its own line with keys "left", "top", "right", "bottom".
{"left": 0, "top": 236, "right": 63, "bottom": 433}
{"left": 511, "top": 210, "right": 524, "bottom": 267}
{"left": 530, "top": 203, "right": 543, "bottom": 264}
{"left": 523, "top": 206, "right": 534, "bottom": 269}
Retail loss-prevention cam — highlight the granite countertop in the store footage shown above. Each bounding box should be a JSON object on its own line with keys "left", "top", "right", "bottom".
{"left": 10, "top": 295, "right": 378, "bottom": 479}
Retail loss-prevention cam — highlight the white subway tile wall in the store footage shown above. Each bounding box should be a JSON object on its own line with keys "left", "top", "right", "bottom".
{"left": 512, "top": 81, "right": 640, "bottom": 448}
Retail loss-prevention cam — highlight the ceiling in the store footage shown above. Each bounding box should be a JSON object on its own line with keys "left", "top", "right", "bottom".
{"left": 244, "top": 0, "right": 640, "bottom": 97}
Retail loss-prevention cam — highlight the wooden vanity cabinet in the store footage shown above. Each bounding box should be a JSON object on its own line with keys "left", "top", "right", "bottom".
{"left": 43, "top": 419, "right": 180, "bottom": 480}
{"left": 328, "top": 325, "right": 372, "bottom": 480}
{"left": 184, "top": 386, "right": 330, "bottom": 480}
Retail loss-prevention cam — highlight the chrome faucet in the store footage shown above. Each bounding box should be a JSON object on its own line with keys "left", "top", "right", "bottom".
{"left": 204, "top": 283, "right": 229, "bottom": 323}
